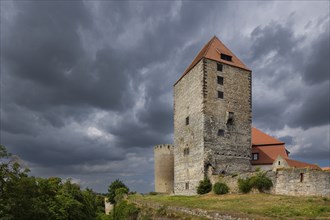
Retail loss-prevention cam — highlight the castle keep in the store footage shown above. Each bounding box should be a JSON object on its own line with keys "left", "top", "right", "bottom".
{"left": 173, "top": 36, "right": 252, "bottom": 195}
{"left": 154, "top": 36, "right": 330, "bottom": 196}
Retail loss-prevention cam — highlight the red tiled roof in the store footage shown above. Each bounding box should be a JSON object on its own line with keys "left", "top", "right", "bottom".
{"left": 286, "top": 159, "right": 321, "bottom": 170}
{"left": 322, "top": 167, "right": 330, "bottom": 171}
{"left": 252, "top": 127, "right": 284, "bottom": 146}
{"left": 175, "top": 36, "right": 250, "bottom": 85}
{"left": 251, "top": 145, "right": 288, "bottom": 165}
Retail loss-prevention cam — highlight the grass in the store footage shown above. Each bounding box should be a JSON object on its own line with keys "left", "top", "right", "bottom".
{"left": 129, "top": 193, "right": 330, "bottom": 219}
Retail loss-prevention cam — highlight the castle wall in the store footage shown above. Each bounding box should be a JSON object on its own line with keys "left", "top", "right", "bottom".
{"left": 274, "top": 168, "right": 330, "bottom": 197}
{"left": 203, "top": 59, "right": 252, "bottom": 175}
{"left": 174, "top": 60, "right": 205, "bottom": 195}
{"left": 154, "top": 144, "right": 174, "bottom": 194}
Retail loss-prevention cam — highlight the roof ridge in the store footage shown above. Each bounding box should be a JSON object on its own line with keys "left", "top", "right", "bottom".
{"left": 203, "top": 36, "right": 217, "bottom": 57}
{"left": 180, "top": 36, "right": 215, "bottom": 76}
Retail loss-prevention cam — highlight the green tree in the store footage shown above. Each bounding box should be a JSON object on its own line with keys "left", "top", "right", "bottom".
{"left": 0, "top": 145, "right": 103, "bottom": 220}
{"left": 107, "top": 179, "right": 129, "bottom": 204}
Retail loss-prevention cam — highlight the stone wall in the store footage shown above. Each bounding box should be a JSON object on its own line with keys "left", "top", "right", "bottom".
{"left": 274, "top": 168, "right": 330, "bottom": 197}
{"left": 210, "top": 169, "right": 330, "bottom": 197}
{"left": 154, "top": 144, "right": 174, "bottom": 193}
{"left": 203, "top": 59, "right": 252, "bottom": 175}
{"left": 174, "top": 60, "right": 205, "bottom": 195}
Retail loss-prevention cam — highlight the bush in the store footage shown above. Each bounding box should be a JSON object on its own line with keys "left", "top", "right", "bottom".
{"left": 238, "top": 172, "right": 273, "bottom": 193}
{"left": 213, "top": 182, "right": 229, "bottom": 195}
{"left": 114, "top": 201, "right": 139, "bottom": 220}
{"left": 197, "top": 178, "right": 212, "bottom": 195}
{"left": 238, "top": 178, "right": 252, "bottom": 193}
{"left": 250, "top": 172, "right": 273, "bottom": 192}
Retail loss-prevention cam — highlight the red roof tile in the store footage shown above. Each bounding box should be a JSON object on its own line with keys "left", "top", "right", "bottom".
{"left": 252, "top": 127, "right": 284, "bottom": 146}
{"left": 175, "top": 36, "right": 250, "bottom": 85}
{"left": 251, "top": 145, "right": 288, "bottom": 165}
{"left": 322, "top": 167, "right": 330, "bottom": 171}
{"left": 286, "top": 159, "right": 321, "bottom": 170}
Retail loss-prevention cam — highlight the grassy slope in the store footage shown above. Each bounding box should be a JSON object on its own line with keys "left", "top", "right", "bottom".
{"left": 130, "top": 193, "right": 330, "bottom": 219}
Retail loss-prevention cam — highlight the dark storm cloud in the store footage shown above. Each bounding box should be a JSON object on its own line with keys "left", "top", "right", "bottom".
{"left": 1, "top": 1, "right": 226, "bottom": 174}
{"left": 250, "top": 19, "right": 330, "bottom": 130}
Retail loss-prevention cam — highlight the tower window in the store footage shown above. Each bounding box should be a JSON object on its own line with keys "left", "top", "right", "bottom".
{"left": 278, "top": 161, "right": 281, "bottom": 165}
{"left": 183, "top": 148, "right": 189, "bottom": 156}
{"left": 185, "top": 182, "right": 189, "bottom": 190}
{"left": 218, "top": 91, "right": 224, "bottom": 99}
{"left": 218, "top": 129, "right": 225, "bottom": 137}
{"left": 300, "top": 173, "right": 304, "bottom": 182}
{"left": 217, "top": 63, "right": 223, "bottom": 71}
{"left": 217, "top": 76, "right": 223, "bottom": 85}
{"left": 221, "top": 53, "right": 232, "bottom": 62}
{"left": 186, "top": 116, "right": 189, "bottom": 125}
{"left": 227, "top": 112, "right": 234, "bottom": 125}
{"left": 252, "top": 153, "right": 259, "bottom": 161}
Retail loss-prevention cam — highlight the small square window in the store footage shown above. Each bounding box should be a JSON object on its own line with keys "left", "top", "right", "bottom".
{"left": 217, "top": 76, "right": 223, "bottom": 85}
{"left": 218, "top": 91, "right": 224, "bottom": 99}
{"left": 252, "top": 153, "right": 259, "bottom": 161}
{"left": 183, "top": 148, "right": 190, "bottom": 156}
{"left": 186, "top": 116, "right": 189, "bottom": 125}
{"left": 217, "top": 63, "right": 223, "bottom": 71}
{"left": 218, "top": 129, "right": 225, "bottom": 137}
{"left": 221, "top": 53, "right": 232, "bottom": 62}
{"left": 185, "top": 182, "right": 189, "bottom": 190}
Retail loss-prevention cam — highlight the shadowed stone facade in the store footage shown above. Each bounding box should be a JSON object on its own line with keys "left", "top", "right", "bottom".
{"left": 203, "top": 59, "right": 252, "bottom": 176}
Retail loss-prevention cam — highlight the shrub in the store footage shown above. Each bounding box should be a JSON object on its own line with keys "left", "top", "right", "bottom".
{"left": 213, "top": 182, "right": 229, "bottom": 195}
{"left": 238, "top": 172, "right": 273, "bottom": 193}
{"left": 197, "top": 178, "right": 212, "bottom": 195}
{"left": 115, "top": 201, "right": 139, "bottom": 220}
{"left": 249, "top": 172, "right": 273, "bottom": 192}
{"left": 238, "top": 178, "right": 252, "bottom": 193}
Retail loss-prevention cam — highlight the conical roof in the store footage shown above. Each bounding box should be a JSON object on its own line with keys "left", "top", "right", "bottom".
{"left": 175, "top": 36, "right": 250, "bottom": 85}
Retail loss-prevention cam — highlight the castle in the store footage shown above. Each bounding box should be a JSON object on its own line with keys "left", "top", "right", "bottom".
{"left": 154, "top": 36, "right": 330, "bottom": 196}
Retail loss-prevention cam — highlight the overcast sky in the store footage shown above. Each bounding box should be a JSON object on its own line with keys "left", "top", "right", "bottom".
{"left": 1, "top": 1, "right": 329, "bottom": 193}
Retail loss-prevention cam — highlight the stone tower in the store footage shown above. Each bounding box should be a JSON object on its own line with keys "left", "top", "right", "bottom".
{"left": 173, "top": 36, "right": 252, "bottom": 195}
{"left": 154, "top": 144, "right": 174, "bottom": 193}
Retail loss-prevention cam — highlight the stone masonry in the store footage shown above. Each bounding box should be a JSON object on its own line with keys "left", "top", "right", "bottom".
{"left": 174, "top": 60, "right": 205, "bottom": 195}
{"left": 274, "top": 168, "right": 330, "bottom": 196}
{"left": 154, "top": 144, "right": 174, "bottom": 193}
{"left": 203, "top": 59, "right": 252, "bottom": 176}
{"left": 173, "top": 36, "right": 252, "bottom": 195}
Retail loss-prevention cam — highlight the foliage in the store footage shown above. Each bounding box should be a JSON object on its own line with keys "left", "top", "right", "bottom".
{"left": 238, "top": 172, "right": 273, "bottom": 193}
{"left": 114, "top": 187, "right": 129, "bottom": 203}
{"left": 107, "top": 179, "right": 129, "bottom": 204}
{"left": 114, "top": 201, "right": 139, "bottom": 220}
{"left": 196, "top": 178, "right": 212, "bottom": 195}
{"left": 0, "top": 145, "right": 105, "bottom": 220}
{"left": 213, "top": 182, "right": 229, "bottom": 195}
{"left": 238, "top": 178, "right": 252, "bottom": 193}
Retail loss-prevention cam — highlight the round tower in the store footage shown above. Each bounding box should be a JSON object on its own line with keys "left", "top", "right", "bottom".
{"left": 154, "top": 144, "right": 174, "bottom": 194}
